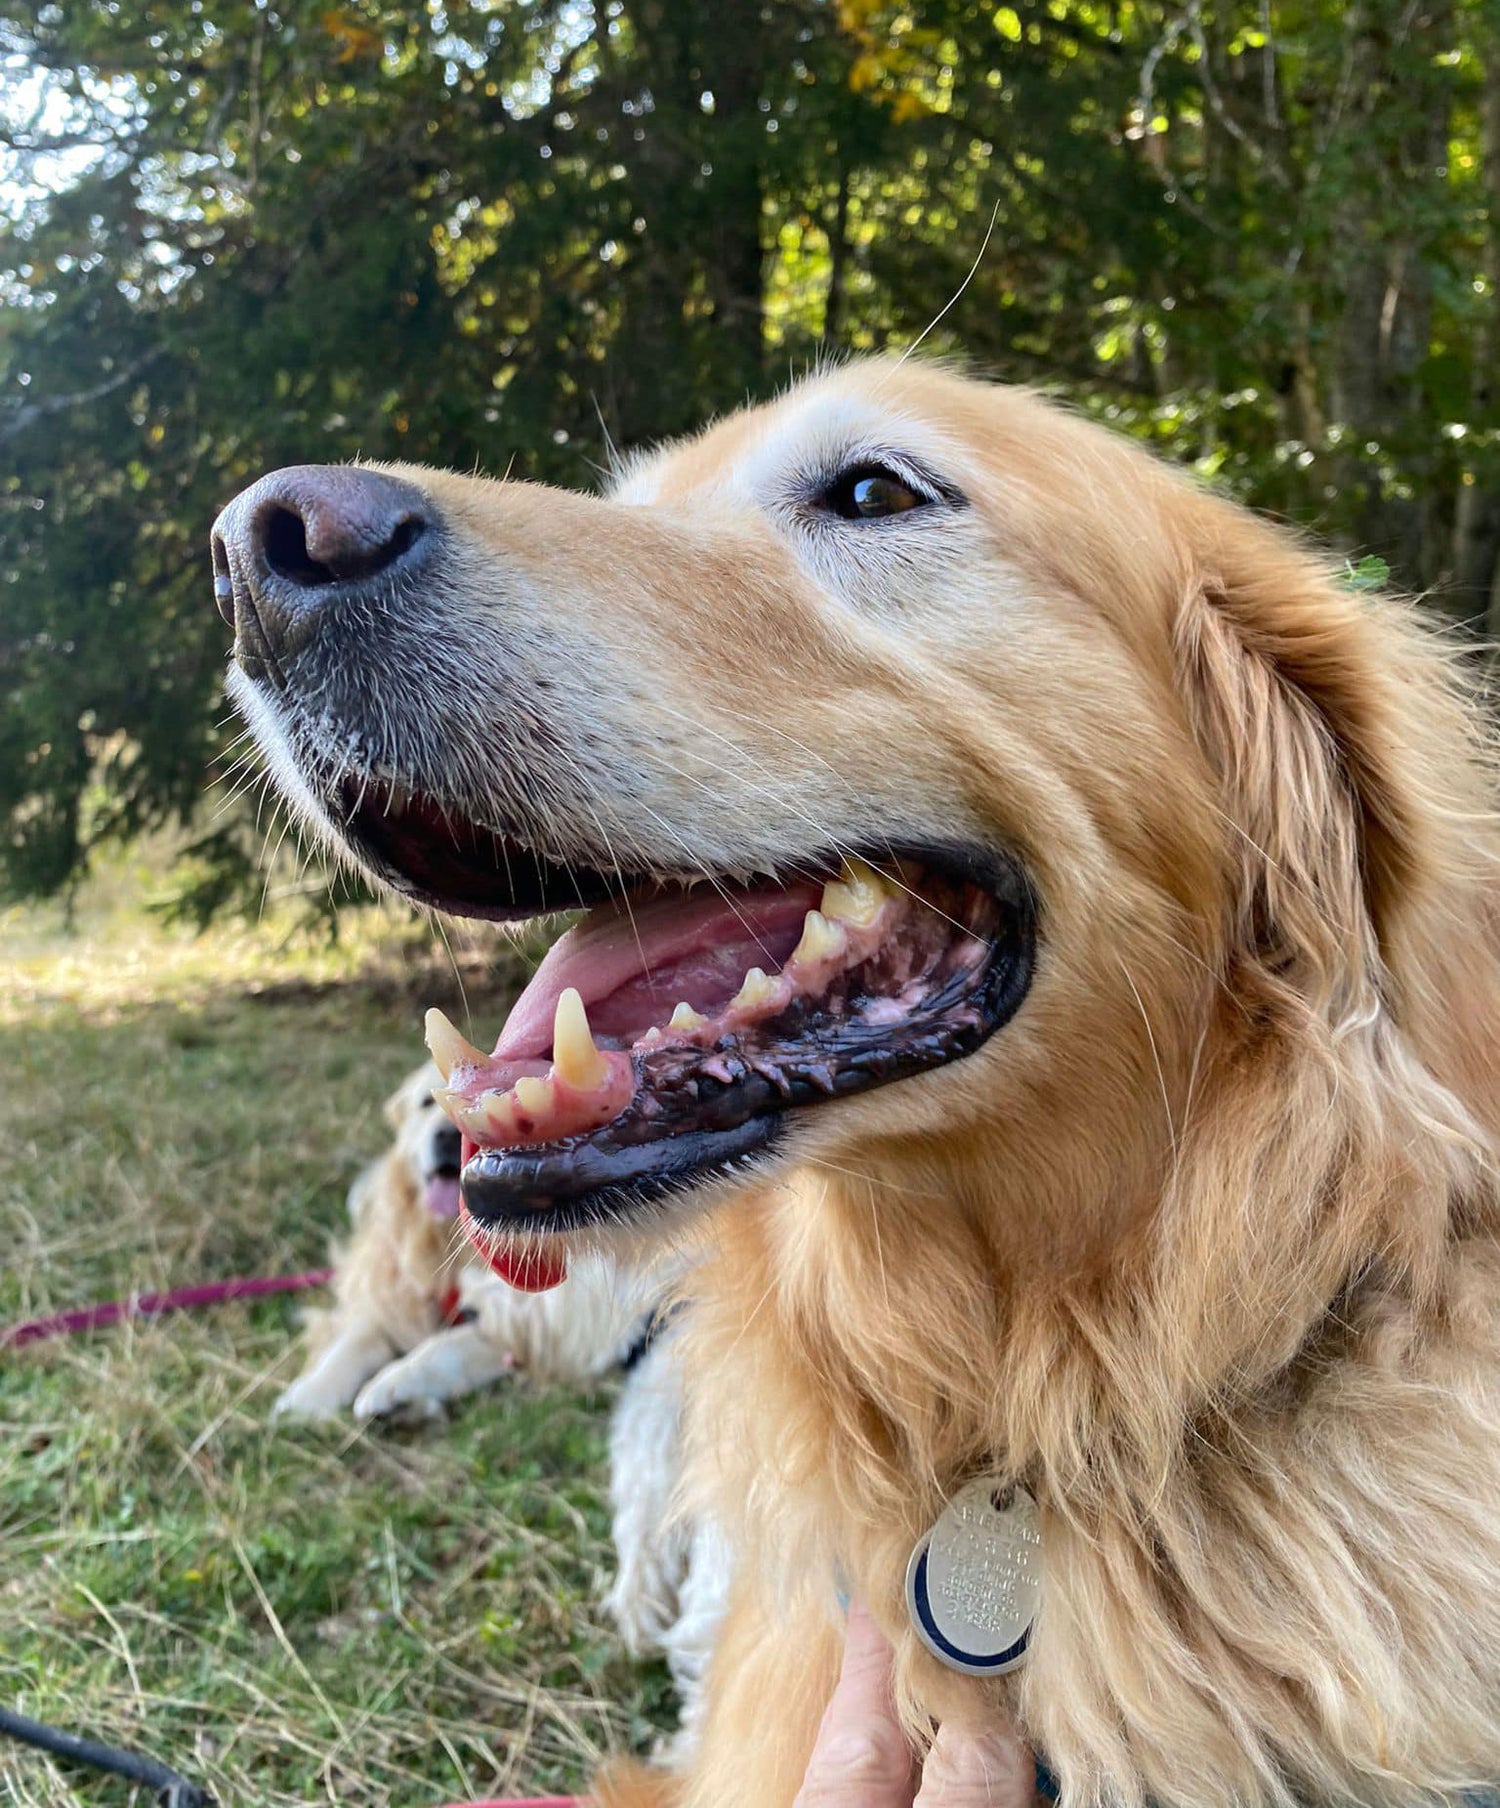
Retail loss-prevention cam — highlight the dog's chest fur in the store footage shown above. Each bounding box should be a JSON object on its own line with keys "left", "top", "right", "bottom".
{"left": 679, "top": 1181, "right": 1500, "bottom": 1808}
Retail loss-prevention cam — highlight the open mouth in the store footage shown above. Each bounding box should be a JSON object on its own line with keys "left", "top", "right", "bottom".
{"left": 327, "top": 778, "right": 1033, "bottom": 1288}
{"left": 343, "top": 771, "right": 1038, "bottom": 1289}
{"left": 336, "top": 775, "right": 633, "bottom": 918}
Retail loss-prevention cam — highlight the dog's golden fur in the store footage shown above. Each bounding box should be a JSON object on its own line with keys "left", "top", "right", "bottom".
{"left": 305, "top": 1063, "right": 459, "bottom": 1363}
{"left": 583, "top": 367, "right": 1500, "bottom": 1808}
{"left": 237, "top": 360, "right": 1500, "bottom": 1806}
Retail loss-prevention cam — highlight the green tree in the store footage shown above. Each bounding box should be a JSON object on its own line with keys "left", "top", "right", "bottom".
{"left": 4, "top": 0, "right": 1499, "bottom": 910}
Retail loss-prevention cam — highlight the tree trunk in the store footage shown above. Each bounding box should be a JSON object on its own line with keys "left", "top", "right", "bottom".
{"left": 700, "top": 0, "right": 767, "bottom": 395}
{"left": 1327, "top": 0, "right": 1453, "bottom": 592}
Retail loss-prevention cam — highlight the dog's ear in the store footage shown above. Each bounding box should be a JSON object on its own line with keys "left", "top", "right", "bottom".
{"left": 1172, "top": 518, "right": 1450, "bottom": 1007}
{"left": 1161, "top": 512, "right": 1500, "bottom": 1378}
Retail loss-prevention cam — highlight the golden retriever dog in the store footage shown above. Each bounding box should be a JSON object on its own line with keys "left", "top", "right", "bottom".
{"left": 272, "top": 1060, "right": 486, "bottom": 1420}
{"left": 214, "top": 358, "right": 1500, "bottom": 1808}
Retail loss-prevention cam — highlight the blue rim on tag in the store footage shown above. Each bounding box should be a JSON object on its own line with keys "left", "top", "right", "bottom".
{"left": 907, "top": 1543, "right": 1033, "bottom": 1673}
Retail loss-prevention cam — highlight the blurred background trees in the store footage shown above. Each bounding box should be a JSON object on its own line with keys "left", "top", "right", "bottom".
{"left": 2, "top": 0, "right": 1494, "bottom": 909}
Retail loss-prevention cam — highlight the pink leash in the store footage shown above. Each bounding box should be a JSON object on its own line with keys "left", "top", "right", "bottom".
{"left": 0, "top": 1269, "right": 335, "bottom": 1349}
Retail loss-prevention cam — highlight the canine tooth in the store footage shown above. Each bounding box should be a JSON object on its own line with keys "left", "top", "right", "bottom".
{"left": 552, "top": 987, "right": 607, "bottom": 1089}
{"left": 424, "top": 1007, "right": 487, "bottom": 1081}
{"left": 820, "top": 857, "right": 891, "bottom": 927}
{"left": 512, "top": 1075, "right": 552, "bottom": 1117}
{"left": 792, "top": 908, "right": 844, "bottom": 966}
{"left": 730, "top": 966, "right": 780, "bottom": 1013}
{"left": 669, "top": 1002, "right": 707, "bottom": 1031}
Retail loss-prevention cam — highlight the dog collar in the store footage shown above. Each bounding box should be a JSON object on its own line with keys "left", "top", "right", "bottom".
{"left": 905, "top": 1478, "right": 1042, "bottom": 1676}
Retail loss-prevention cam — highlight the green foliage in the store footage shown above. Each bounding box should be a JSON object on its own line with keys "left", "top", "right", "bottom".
{"left": 1344, "top": 554, "right": 1393, "bottom": 591}
{"left": 4, "top": 0, "right": 1500, "bottom": 907}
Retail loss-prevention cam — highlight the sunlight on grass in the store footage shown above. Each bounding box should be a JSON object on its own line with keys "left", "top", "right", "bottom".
{"left": 0, "top": 868, "right": 673, "bottom": 1804}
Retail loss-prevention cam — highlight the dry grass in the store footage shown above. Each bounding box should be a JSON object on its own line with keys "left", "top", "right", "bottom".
{"left": 0, "top": 869, "right": 674, "bottom": 1805}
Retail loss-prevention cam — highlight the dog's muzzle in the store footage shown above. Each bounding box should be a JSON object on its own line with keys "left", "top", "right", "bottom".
{"left": 211, "top": 465, "right": 437, "bottom": 687}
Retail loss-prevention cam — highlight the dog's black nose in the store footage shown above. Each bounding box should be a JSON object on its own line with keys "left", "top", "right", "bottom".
{"left": 433, "top": 1122, "right": 463, "bottom": 1173}
{"left": 211, "top": 465, "right": 434, "bottom": 675}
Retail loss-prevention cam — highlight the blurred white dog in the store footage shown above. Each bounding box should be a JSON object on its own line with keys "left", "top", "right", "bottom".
{"left": 602, "top": 1320, "right": 735, "bottom": 1763}
{"left": 273, "top": 1062, "right": 660, "bottom": 1420}
{"left": 274, "top": 1060, "right": 730, "bottom": 1760}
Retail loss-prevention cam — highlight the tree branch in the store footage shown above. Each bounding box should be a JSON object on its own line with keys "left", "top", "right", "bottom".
{"left": 0, "top": 348, "right": 166, "bottom": 451}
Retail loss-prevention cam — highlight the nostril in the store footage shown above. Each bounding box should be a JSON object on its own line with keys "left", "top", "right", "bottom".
{"left": 385, "top": 517, "right": 424, "bottom": 562}
{"left": 263, "top": 506, "right": 333, "bottom": 587}
{"left": 260, "top": 500, "right": 428, "bottom": 588}
{"left": 210, "top": 533, "right": 235, "bottom": 627}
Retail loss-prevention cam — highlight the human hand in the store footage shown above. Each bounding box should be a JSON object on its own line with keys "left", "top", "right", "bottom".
{"left": 794, "top": 1601, "right": 1039, "bottom": 1808}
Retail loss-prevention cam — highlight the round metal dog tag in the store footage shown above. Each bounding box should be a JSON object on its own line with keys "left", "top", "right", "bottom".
{"left": 905, "top": 1479, "right": 1042, "bottom": 1676}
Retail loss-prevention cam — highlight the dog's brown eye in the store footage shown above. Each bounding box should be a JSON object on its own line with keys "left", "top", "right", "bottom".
{"left": 818, "top": 465, "right": 929, "bottom": 521}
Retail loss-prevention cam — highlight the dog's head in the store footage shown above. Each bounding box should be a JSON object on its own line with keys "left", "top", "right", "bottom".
{"left": 216, "top": 359, "right": 1499, "bottom": 1347}
{"left": 378, "top": 1060, "right": 465, "bottom": 1221}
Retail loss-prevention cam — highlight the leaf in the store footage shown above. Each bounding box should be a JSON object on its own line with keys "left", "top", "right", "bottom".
{"left": 1343, "top": 556, "right": 1391, "bottom": 592}
{"left": 320, "top": 10, "right": 382, "bottom": 63}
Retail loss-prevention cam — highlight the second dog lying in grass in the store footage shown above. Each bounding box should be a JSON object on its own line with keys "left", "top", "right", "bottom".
{"left": 273, "top": 1060, "right": 658, "bottom": 1421}
{"left": 274, "top": 1060, "right": 729, "bottom": 1759}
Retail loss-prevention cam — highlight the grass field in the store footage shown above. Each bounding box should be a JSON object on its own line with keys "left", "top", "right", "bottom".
{"left": 0, "top": 861, "right": 675, "bottom": 1805}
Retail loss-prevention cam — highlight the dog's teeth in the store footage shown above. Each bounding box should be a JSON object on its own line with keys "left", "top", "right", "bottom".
{"left": 424, "top": 1007, "right": 486, "bottom": 1082}
{"left": 435, "top": 1086, "right": 491, "bottom": 1136}
{"left": 820, "top": 857, "right": 892, "bottom": 927}
{"left": 472, "top": 1088, "right": 521, "bottom": 1137}
{"left": 791, "top": 908, "right": 845, "bottom": 966}
{"left": 512, "top": 1075, "right": 552, "bottom": 1117}
{"left": 669, "top": 1001, "right": 706, "bottom": 1031}
{"left": 730, "top": 967, "right": 780, "bottom": 1013}
{"left": 552, "top": 987, "right": 607, "bottom": 1090}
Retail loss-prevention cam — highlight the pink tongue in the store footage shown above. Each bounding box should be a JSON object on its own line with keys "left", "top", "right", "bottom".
{"left": 492, "top": 881, "right": 821, "bottom": 1059}
{"left": 424, "top": 1176, "right": 462, "bottom": 1219}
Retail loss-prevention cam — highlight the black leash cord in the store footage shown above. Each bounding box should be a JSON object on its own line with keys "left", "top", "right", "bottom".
{"left": 0, "top": 1703, "right": 217, "bottom": 1807}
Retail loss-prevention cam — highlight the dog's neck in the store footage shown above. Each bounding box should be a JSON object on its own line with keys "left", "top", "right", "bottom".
{"left": 683, "top": 1165, "right": 1500, "bottom": 1808}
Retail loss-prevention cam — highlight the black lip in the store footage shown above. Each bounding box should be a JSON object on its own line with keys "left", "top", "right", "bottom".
{"left": 462, "top": 1117, "right": 781, "bottom": 1234}
{"left": 459, "top": 853, "right": 1037, "bottom": 1233}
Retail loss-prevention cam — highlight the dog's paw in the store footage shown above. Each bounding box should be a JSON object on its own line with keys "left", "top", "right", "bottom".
{"left": 271, "top": 1378, "right": 350, "bottom": 1423}
{"left": 352, "top": 1365, "right": 447, "bottom": 1422}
